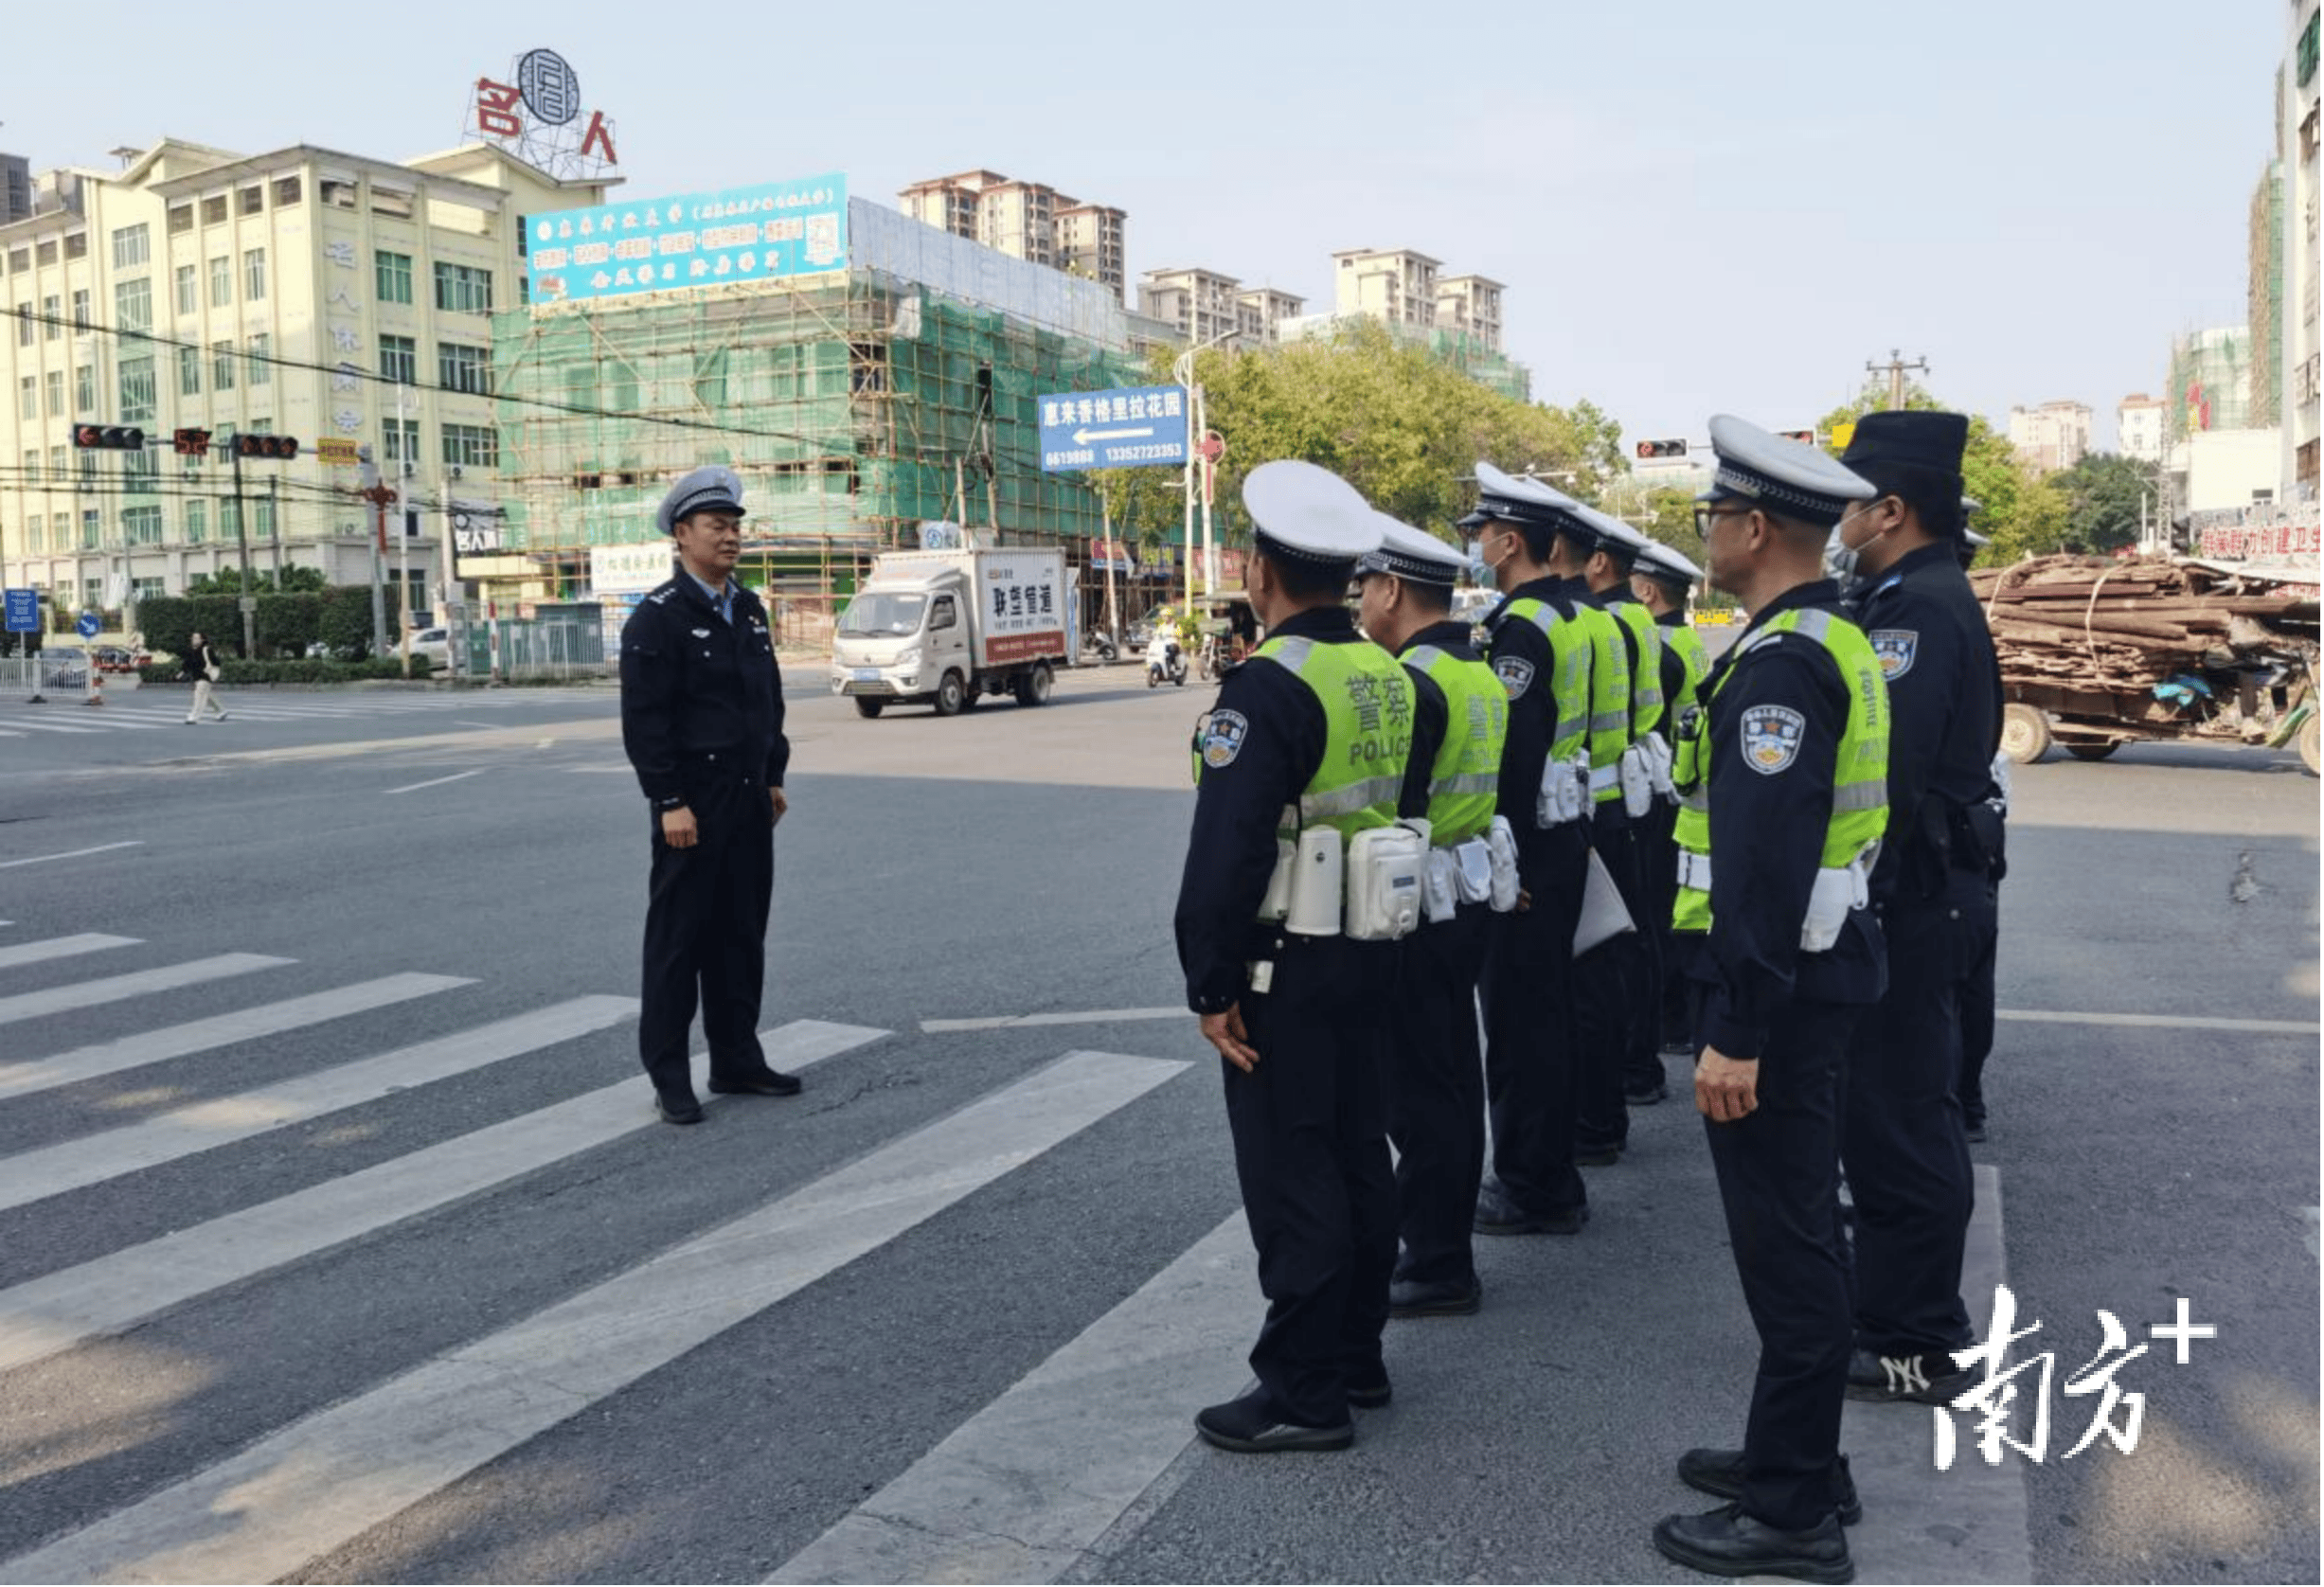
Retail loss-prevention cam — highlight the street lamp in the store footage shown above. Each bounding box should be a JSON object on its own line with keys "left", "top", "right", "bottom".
{"left": 1173, "top": 329, "right": 1240, "bottom": 607}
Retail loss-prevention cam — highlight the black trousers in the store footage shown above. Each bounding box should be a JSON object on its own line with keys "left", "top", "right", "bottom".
{"left": 1387, "top": 900, "right": 1493, "bottom": 1287}
{"left": 1841, "top": 880, "right": 1980, "bottom": 1358}
{"left": 638, "top": 771, "right": 776, "bottom": 1097}
{"left": 1479, "top": 824, "right": 1589, "bottom": 1215}
{"left": 1638, "top": 799, "right": 1689, "bottom": 1048}
{"left": 1956, "top": 884, "right": 1999, "bottom": 1126}
{"left": 1575, "top": 806, "right": 1651, "bottom": 1152}
{"left": 1701, "top": 995, "right": 1864, "bottom": 1534}
{"left": 1226, "top": 937, "right": 1399, "bottom": 1427}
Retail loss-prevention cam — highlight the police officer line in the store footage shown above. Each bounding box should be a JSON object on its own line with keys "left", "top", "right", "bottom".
{"left": 0, "top": 689, "right": 606, "bottom": 735}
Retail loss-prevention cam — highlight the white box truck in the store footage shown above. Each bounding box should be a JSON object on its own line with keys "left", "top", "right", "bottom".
{"left": 830, "top": 546, "right": 1070, "bottom": 718}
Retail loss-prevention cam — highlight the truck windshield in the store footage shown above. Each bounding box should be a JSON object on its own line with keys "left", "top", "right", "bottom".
{"left": 838, "top": 593, "right": 927, "bottom": 636}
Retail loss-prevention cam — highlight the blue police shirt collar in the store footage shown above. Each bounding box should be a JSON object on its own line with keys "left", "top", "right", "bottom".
{"left": 682, "top": 566, "right": 738, "bottom": 617}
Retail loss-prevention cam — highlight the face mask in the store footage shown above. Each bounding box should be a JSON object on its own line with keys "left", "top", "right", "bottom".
{"left": 1824, "top": 508, "right": 1870, "bottom": 583}
{"left": 1465, "top": 539, "right": 1492, "bottom": 585}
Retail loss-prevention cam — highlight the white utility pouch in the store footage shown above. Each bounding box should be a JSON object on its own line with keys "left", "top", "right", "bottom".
{"left": 1619, "top": 743, "right": 1654, "bottom": 819}
{"left": 1537, "top": 752, "right": 1588, "bottom": 827}
{"left": 1485, "top": 816, "right": 1522, "bottom": 912}
{"left": 1285, "top": 827, "right": 1345, "bottom": 936}
{"left": 1453, "top": 836, "right": 1493, "bottom": 905}
{"left": 1258, "top": 832, "right": 1297, "bottom": 923}
{"left": 1798, "top": 857, "right": 1870, "bottom": 952}
{"left": 1643, "top": 735, "right": 1675, "bottom": 800}
{"left": 1422, "top": 848, "right": 1460, "bottom": 924}
{"left": 1344, "top": 824, "right": 1428, "bottom": 941}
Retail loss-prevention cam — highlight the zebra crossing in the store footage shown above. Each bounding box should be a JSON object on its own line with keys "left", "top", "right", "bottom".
{"left": 0, "top": 688, "right": 611, "bottom": 736}
{"left": 0, "top": 924, "right": 1245, "bottom": 1586}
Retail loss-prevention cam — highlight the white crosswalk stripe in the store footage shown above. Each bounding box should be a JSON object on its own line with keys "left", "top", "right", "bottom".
{"left": 3, "top": 688, "right": 613, "bottom": 735}
{"left": 0, "top": 953, "right": 290, "bottom": 1025}
{"left": 0, "top": 933, "right": 139, "bottom": 972}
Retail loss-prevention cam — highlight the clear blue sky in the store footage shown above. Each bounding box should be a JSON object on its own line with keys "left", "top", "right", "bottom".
{"left": 9, "top": 0, "right": 2286, "bottom": 453}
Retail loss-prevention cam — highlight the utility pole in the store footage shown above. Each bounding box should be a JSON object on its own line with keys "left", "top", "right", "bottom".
{"left": 231, "top": 445, "right": 256, "bottom": 658}
{"left": 356, "top": 446, "right": 395, "bottom": 656}
{"left": 1866, "top": 348, "right": 1930, "bottom": 411}
{"left": 267, "top": 474, "right": 282, "bottom": 585}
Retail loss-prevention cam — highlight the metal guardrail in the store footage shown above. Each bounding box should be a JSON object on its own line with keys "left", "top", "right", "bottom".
{"left": 493, "top": 621, "right": 612, "bottom": 683}
{"left": 0, "top": 655, "right": 91, "bottom": 696}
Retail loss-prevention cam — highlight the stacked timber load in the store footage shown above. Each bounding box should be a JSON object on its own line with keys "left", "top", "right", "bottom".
{"left": 1967, "top": 554, "right": 2320, "bottom": 692}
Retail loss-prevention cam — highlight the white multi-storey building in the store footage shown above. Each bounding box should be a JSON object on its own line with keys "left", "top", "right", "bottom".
{"left": 2007, "top": 400, "right": 2094, "bottom": 473}
{"left": 2118, "top": 393, "right": 2168, "bottom": 462}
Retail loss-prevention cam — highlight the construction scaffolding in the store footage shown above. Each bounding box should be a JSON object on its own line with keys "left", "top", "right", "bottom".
{"left": 490, "top": 198, "right": 1152, "bottom": 643}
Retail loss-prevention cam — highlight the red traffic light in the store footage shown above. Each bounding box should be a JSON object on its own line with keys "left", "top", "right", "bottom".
{"left": 173, "top": 427, "right": 212, "bottom": 457}
{"left": 1635, "top": 439, "right": 1688, "bottom": 460}
{"left": 72, "top": 424, "right": 145, "bottom": 451}
{"left": 1777, "top": 429, "right": 1817, "bottom": 446}
{"left": 232, "top": 434, "right": 302, "bottom": 461}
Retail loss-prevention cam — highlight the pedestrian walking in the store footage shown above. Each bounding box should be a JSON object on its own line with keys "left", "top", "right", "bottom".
{"left": 619, "top": 466, "right": 796, "bottom": 1127}
{"left": 182, "top": 632, "right": 227, "bottom": 722}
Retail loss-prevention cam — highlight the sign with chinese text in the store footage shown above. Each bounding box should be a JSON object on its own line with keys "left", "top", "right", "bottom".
{"left": 528, "top": 175, "right": 849, "bottom": 307}
{"left": 315, "top": 437, "right": 360, "bottom": 469}
{"left": 977, "top": 556, "right": 1066, "bottom": 665}
{"left": 2196, "top": 519, "right": 2321, "bottom": 562}
{"left": 473, "top": 49, "right": 618, "bottom": 182}
{"left": 1038, "top": 385, "right": 1189, "bottom": 473}
{"left": 590, "top": 542, "right": 674, "bottom": 595}
{"left": 3, "top": 589, "right": 37, "bottom": 633}
{"left": 1090, "top": 539, "right": 1135, "bottom": 573}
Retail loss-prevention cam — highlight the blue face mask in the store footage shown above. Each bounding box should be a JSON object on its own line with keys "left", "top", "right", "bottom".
{"left": 1466, "top": 539, "right": 1493, "bottom": 586}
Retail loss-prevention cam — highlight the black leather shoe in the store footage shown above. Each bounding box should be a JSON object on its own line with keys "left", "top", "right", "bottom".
{"left": 1193, "top": 1392, "right": 1352, "bottom": 1453}
{"left": 1389, "top": 1277, "right": 1482, "bottom": 1318}
{"left": 1652, "top": 1503, "right": 1854, "bottom": 1583}
{"left": 1676, "top": 1448, "right": 1862, "bottom": 1525}
{"left": 1474, "top": 1181, "right": 1587, "bottom": 1236}
{"left": 1345, "top": 1371, "right": 1393, "bottom": 1409}
{"left": 1846, "top": 1346, "right": 1975, "bottom": 1405}
{"left": 654, "top": 1091, "right": 706, "bottom": 1126}
{"left": 708, "top": 1069, "right": 802, "bottom": 1097}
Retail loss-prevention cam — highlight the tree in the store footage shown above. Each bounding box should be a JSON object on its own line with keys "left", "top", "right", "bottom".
{"left": 2046, "top": 453, "right": 2156, "bottom": 554}
{"left": 182, "top": 563, "right": 328, "bottom": 597}
{"left": 1814, "top": 382, "right": 2066, "bottom": 567}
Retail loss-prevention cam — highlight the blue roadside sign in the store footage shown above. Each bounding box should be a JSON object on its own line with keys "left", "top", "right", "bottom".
{"left": 1037, "top": 384, "right": 1189, "bottom": 473}
{"left": 76, "top": 611, "right": 100, "bottom": 639}
{"left": 3, "top": 589, "right": 35, "bottom": 633}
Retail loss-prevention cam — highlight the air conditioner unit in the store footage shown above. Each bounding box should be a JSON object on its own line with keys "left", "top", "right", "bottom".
{"left": 450, "top": 465, "right": 463, "bottom": 480}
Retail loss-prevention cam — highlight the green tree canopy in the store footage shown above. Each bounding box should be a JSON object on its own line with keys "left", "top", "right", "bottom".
{"left": 2046, "top": 452, "right": 2157, "bottom": 555}
{"left": 182, "top": 563, "right": 327, "bottom": 596}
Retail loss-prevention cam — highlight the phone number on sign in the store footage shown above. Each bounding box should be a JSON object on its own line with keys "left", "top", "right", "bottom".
{"left": 1102, "top": 444, "right": 1183, "bottom": 463}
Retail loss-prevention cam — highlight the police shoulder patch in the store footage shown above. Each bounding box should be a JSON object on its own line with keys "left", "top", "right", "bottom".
{"left": 1202, "top": 708, "right": 1251, "bottom": 770}
{"left": 1869, "top": 629, "right": 1919, "bottom": 682}
{"left": 1739, "top": 704, "right": 1807, "bottom": 776}
{"left": 1493, "top": 655, "right": 1536, "bottom": 700}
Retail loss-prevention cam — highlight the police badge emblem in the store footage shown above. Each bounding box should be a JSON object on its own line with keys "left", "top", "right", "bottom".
{"left": 1493, "top": 656, "right": 1536, "bottom": 699}
{"left": 1869, "top": 629, "right": 1919, "bottom": 682}
{"left": 1739, "top": 704, "right": 1806, "bottom": 776}
{"left": 1202, "top": 708, "right": 1250, "bottom": 770}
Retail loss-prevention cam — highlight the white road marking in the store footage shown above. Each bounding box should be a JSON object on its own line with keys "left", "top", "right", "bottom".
{"left": 0, "top": 933, "right": 139, "bottom": 972}
{"left": 1996, "top": 1007, "right": 2319, "bottom": 1035}
{"left": 770, "top": 1210, "right": 1253, "bottom": 1584}
{"left": 0, "top": 718, "right": 106, "bottom": 734}
{"left": 382, "top": 767, "right": 488, "bottom": 794}
{"left": 0, "top": 1050, "right": 1185, "bottom": 1586}
{"left": 923, "top": 1006, "right": 1188, "bottom": 1033}
{"left": 0, "top": 972, "right": 474, "bottom": 1101}
{"left": 0, "top": 995, "right": 637, "bottom": 1214}
{"left": 0, "top": 841, "right": 145, "bottom": 870}
{"left": 0, "top": 1019, "right": 888, "bottom": 1374}
{"left": 0, "top": 954, "right": 291, "bottom": 1026}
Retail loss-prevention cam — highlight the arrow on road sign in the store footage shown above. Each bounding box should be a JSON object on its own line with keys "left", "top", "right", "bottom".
{"left": 1076, "top": 426, "right": 1156, "bottom": 445}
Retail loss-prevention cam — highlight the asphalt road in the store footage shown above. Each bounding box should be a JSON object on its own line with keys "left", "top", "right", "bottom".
{"left": 0, "top": 668, "right": 2313, "bottom": 1584}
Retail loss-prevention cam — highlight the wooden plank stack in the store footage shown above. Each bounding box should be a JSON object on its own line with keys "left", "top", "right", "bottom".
{"left": 1968, "top": 554, "right": 2320, "bottom": 694}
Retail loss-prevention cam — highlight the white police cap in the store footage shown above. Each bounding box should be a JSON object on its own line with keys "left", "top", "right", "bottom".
{"left": 1357, "top": 514, "right": 1464, "bottom": 586}
{"left": 1242, "top": 461, "right": 1383, "bottom": 565}
{"left": 1700, "top": 416, "right": 1875, "bottom": 528}
{"left": 1635, "top": 539, "right": 1705, "bottom": 588}
{"left": 1576, "top": 503, "right": 1652, "bottom": 561}
{"left": 657, "top": 465, "right": 747, "bottom": 536}
{"left": 1463, "top": 461, "right": 1582, "bottom": 529}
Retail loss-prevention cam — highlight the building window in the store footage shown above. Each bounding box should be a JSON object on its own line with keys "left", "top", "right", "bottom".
{"left": 376, "top": 249, "right": 413, "bottom": 305}
{"left": 44, "top": 370, "right": 63, "bottom": 417}
{"left": 24, "top": 516, "right": 40, "bottom": 553}
{"left": 115, "top": 276, "right": 152, "bottom": 336}
{"left": 441, "top": 422, "right": 498, "bottom": 469}
{"left": 379, "top": 334, "right": 416, "bottom": 384}
{"left": 124, "top": 449, "right": 158, "bottom": 494}
{"left": 383, "top": 417, "right": 420, "bottom": 469}
{"left": 22, "top": 450, "right": 39, "bottom": 484}
{"left": 185, "top": 499, "right": 206, "bottom": 544}
{"left": 78, "top": 447, "right": 95, "bottom": 485}
{"left": 111, "top": 223, "right": 150, "bottom": 271}
{"left": 74, "top": 364, "right": 94, "bottom": 413}
{"left": 371, "top": 187, "right": 414, "bottom": 220}
{"left": 219, "top": 497, "right": 241, "bottom": 541}
{"left": 80, "top": 511, "right": 101, "bottom": 551}
{"left": 118, "top": 357, "right": 156, "bottom": 425}
{"left": 173, "top": 263, "right": 197, "bottom": 315}
{"left": 131, "top": 576, "right": 165, "bottom": 604}
{"left": 238, "top": 185, "right": 263, "bottom": 217}
{"left": 64, "top": 233, "right": 86, "bottom": 261}
{"left": 208, "top": 256, "right": 231, "bottom": 308}
{"left": 35, "top": 240, "right": 56, "bottom": 267}
{"left": 178, "top": 345, "right": 201, "bottom": 396}
{"left": 124, "top": 505, "right": 163, "bottom": 544}
{"left": 70, "top": 288, "right": 89, "bottom": 330}
{"left": 168, "top": 204, "right": 193, "bottom": 236}
{"left": 42, "top": 294, "right": 59, "bottom": 339}
{"left": 212, "top": 340, "right": 236, "bottom": 391}
{"left": 48, "top": 444, "right": 64, "bottom": 480}
{"left": 242, "top": 247, "right": 266, "bottom": 302}
{"left": 254, "top": 496, "right": 276, "bottom": 541}
{"left": 16, "top": 376, "right": 32, "bottom": 420}
{"left": 273, "top": 175, "right": 302, "bottom": 207}
{"left": 321, "top": 179, "right": 357, "bottom": 209}
{"left": 246, "top": 333, "right": 270, "bottom": 386}
{"left": 201, "top": 194, "right": 228, "bottom": 226}
{"left": 438, "top": 341, "right": 491, "bottom": 395}
{"left": 432, "top": 262, "right": 493, "bottom": 314}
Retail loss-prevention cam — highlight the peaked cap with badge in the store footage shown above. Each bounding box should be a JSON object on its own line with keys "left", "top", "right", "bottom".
{"left": 1575, "top": 502, "right": 1651, "bottom": 564}
{"left": 656, "top": 465, "right": 748, "bottom": 536}
{"left": 1242, "top": 460, "right": 1384, "bottom": 567}
{"left": 1460, "top": 460, "right": 1603, "bottom": 550}
{"left": 1700, "top": 416, "right": 1876, "bottom": 528}
{"left": 1635, "top": 539, "right": 1706, "bottom": 591}
{"left": 1357, "top": 514, "right": 1466, "bottom": 585}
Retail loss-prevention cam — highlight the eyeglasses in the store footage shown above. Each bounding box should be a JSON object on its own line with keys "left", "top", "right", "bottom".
{"left": 1691, "top": 502, "right": 1751, "bottom": 540}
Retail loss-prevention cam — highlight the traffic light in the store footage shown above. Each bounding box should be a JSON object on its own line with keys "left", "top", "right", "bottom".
{"left": 172, "top": 427, "right": 212, "bottom": 457}
{"left": 1635, "top": 439, "right": 1688, "bottom": 460}
{"left": 231, "top": 434, "right": 301, "bottom": 461}
{"left": 71, "top": 424, "right": 145, "bottom": 451}
{"left": 1777, "top": 429, "right": 1817, "bottom": 446}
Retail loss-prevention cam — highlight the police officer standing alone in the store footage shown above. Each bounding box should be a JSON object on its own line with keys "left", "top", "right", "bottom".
{"left": 1632, "top": 543, "right": 1712, "bottom": 1061}
{"left": 1657, "top": 418, "right": 1887, "bottom": 1584}
{"left": 1175, "top": 461, "right": 1411, "bottom": 1453}
{"left": 1355, "top": 517, "right": 1508, "bottom": 1318}
{"left": 620, "top": 467, "right": 797, "bottom": 1127}
{"left": 1827, "top": 414, "right": 2003, "bottom": 1404}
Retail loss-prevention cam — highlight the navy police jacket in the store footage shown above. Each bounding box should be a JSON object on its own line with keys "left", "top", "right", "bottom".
{"left": 619, "top": 572, "right": 790, "bottom": 811}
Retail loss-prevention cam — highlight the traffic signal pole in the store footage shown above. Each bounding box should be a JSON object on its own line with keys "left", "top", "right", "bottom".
{"left": 231, "top": 447, "right": 256, "bottom": 660}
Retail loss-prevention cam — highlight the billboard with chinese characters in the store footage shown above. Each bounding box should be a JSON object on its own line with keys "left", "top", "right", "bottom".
{"left": 1038, "top": 385, "right": 1189, "bottom": 472}
{"left": 977, "top": 555, "right": 1067, "bottom": 666}
{"left": 472, "top": 49, "right": 618, "bottom": 182}
{"left": 589, "top": 542, "right": 674, "bottom": 595}
{"left": 528, "top": 175, "right": 848, "bottom": 307}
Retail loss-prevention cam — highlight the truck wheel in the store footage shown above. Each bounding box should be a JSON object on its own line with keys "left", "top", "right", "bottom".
{"left": 2064, "top": 741, "right": 2118, "bottom": 761}
{"left": 853, "top": 698, "right": 885, "bottom": 719}
{"left": 935, "top": 671, "right": 965, "bottom": 717}
{"left": 1999, "top": 704, "right": 2051, "bottom": 765}
{"left": 1014, "top": 663, "right": 1054, "bottom": 705}
{"left": 2299, "top": 714, "right": 2319, "bottom": 776}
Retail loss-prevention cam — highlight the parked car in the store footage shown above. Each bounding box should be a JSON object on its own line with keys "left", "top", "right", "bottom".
{"left": 93, "top": 645, "right": 151, "bottom": 673}
{"left": 404, "top": 627, "right": 452, "bottom": 671}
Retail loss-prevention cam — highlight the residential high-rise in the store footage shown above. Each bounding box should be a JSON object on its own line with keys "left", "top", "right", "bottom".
{"left": 1137, "top": 267, "right": 1244, "bottom": 346}
{"left": 2007, "top": 401, "right": 2094, "bottom": 473}
{"left": 1332, "top": 247, "right": 1439, "bottom": 330}
{"left": 897, "top": 170, "right": 1127, "bottom": 302}
{"left": 2165, "top": 328, "right": 2255, "bottom": 443}
{"left": 1235, "top": 287, "right": 1306, "bottom": 345}
{"left": 0, "top": 155, "right": 30, "bottom": 225}
{"left": 1435, "top": 274, "right": 1504, "bottom": 354}
{"left": 1054, "top": 203, "right": 1125, "bottom": 298}
{"left": 2118, "top": 394, "right": 2168, "bottom": 463}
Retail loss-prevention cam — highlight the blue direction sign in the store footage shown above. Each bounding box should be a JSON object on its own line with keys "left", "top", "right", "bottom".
{"left": 76, "top": 610, "right": 100, "bottom": 639}
{"left": 1038, "top": 384, "right": 1189, "bottom": 473}
{"left": 3, "top": 589, "right": 36, "bottom": 633}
